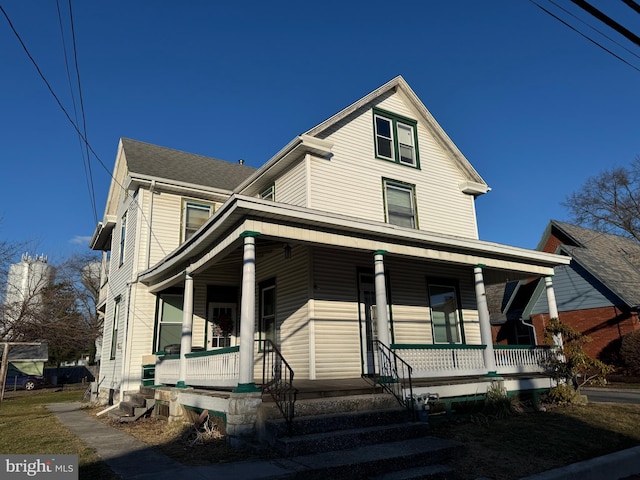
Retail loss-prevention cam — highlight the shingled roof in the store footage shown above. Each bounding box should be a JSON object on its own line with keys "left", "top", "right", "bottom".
{"left": 551, "top": 220, "right": 640, "bottom": 307}
{"left": 121, "top": 138, "right": 256, "bottom": 191}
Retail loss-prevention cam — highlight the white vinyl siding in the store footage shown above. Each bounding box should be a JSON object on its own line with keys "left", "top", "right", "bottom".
{"left": 275, "top": 158, "right": 308, "bottom": 207}
{"left": 309, "top": 91, "right": 479, "bottom": 239}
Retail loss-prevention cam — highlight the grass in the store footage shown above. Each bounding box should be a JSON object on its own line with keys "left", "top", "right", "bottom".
{"left": 0, "top": 388, "right": 117, "bottom": 480}
{"left": 429, "top": 399, "right": 640, "bottom": 479}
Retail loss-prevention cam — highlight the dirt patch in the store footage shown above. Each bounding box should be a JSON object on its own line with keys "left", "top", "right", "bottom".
{"left": 85, "top": 405, "right": 268, "bottom": 465}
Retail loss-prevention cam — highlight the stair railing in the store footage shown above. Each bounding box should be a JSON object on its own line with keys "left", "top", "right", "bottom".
{"left": 375, "top": 340, "right": 415, "bottom": 415}
{"left": 259, "top": 339, "right": 297, "bottom": 435}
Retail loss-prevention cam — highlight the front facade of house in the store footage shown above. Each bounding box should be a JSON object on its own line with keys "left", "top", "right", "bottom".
{"left": 91, "top": 77, "right": 569, "bottom": 406}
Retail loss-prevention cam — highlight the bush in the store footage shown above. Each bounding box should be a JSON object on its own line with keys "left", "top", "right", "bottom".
{"left": 547, "top": 384, "right": 578, "bottom": 405}
{"left": 621, "top": 330, "right": 640, "bottom": 376}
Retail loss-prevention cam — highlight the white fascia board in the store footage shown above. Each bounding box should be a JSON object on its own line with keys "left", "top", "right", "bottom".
{"left": 234, "top": 135, "right": 333, "bottom": 194}
{"left": 459, "top": 181, "right": 491, "bottom": 196}
{"left": 128, "top": 174, "right": 233, "bottom": 199}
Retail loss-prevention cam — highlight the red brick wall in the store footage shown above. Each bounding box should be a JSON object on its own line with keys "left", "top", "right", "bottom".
{"left": 530, "top": 307, "right": 640, "bottom": 360}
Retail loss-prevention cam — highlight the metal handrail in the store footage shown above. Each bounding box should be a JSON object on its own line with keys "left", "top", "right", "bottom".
{"left": 375, "top": 340, "right": 414, "bottom": 414}
{"left": 259, "top": 339, "right": 297, "bottom": 435}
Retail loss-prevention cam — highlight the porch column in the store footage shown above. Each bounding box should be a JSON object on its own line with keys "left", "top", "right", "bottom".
{"left": 374, "top": 250, "right": 391, "bottom": 346}
{"left": 235, "top": 232, "right": 261, "bottom": 393}
{"left": 474, "top": 265, "right": 498, "bottom": 376}
{"left": 545, "top": 275, "right": 563, "bottom": 348}
{"left": 177, "top": 272, "right": 194, "bottom": 388}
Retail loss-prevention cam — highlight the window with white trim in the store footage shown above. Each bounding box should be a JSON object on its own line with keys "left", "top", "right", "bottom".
{"left": 260, "top": 185, "right": 275, "bottom": 201}
{"left": 155, "top": 294, "right": 183, "bottom": 352}
{"left": 260, "top": 279, "right": 277, "bottom": 345}
{"left": 374, "top": 109, "right": 419, "bottom": 167}
{"left": 384, "top": 179, "right": 417, "bottom": 228}
{"left": 183, "top": 201, "right": 212, "bottom": 242}
{"left": 118, "top": 212, "right": 127, "bottom": 266}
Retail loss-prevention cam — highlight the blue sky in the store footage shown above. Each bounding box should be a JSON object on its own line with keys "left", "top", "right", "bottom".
{"left": 1, "top": 1, "right": 638, "bottom": 263}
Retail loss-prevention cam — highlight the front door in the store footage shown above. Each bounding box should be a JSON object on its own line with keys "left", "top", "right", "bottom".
{"left": 207, "top": 303, "right": 236, "bottom": 349}
{"left": 359, "top": 273, "right": 377, "bottom": 375}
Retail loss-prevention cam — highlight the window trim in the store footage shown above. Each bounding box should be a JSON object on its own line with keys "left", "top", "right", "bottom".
{"left": 154, "top": 292, "right": 184, "bottom": 352}
{"left": 118, "top": 212, "right": 127, "bottom": 266}
{"left": 259, "top": 278, "right": 277, "bottom": 346}
{"left": 260, "top": 184, "right": 275, "bottom": 201}
{"left": 181, "top": 200, "right": 213, "bottom": 243}
{"left": 382, "top": 178, "right": 418, "bottom": 228}
{"left": 426, "top": 278, "right": 465, "bottom": 345}
{"left": 373, "top": 108, "right": 420, "bottom": 168}
{"left": 110, "top": 296, "right": 121, "bottom": 360}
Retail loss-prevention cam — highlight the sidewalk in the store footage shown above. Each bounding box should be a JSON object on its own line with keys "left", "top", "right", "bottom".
{"left": 48, "top": 402, "right": 640, "bottom": 480}
{"left": 47, "top": 402, "right": 302, "bottom": 480}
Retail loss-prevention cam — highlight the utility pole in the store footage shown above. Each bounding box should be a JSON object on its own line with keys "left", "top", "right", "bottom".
{"left": 0, "top": 342, "right": 41, "bottom": 406}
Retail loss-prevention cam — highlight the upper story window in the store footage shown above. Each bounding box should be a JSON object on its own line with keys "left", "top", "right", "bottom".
{"left": 118, "top": 212, "right": 127, "bottom": 266}
{"left": 183, "top": 201, "right": 212, "bottom": 242}
{"left": 384, "top": 179, "right": 417, "bottom": 228}
{"left": 373, "top": 108, "right": 419, "bottom": 168}
{"left": 260, "top": 185, "right": 275, "bottom": 201}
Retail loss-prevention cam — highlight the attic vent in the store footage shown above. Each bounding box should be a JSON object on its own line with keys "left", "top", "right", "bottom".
{"left": 238, "top": 159, "right": 245, "bottom": 165}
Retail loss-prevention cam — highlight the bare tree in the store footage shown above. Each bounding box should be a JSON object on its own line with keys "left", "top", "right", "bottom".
{"left": 563, "top": 158, "right": 640, "bottom": 241}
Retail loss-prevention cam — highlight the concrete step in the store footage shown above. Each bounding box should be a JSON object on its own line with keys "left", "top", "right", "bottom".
{"left": 273, "top": 435, "right": 460, "bottom": 480}
{"left": 274, "top": 421, "right": 431, "bottom": 457}
{"left": 370, "top": 464, "right": 456, "bottom": 480}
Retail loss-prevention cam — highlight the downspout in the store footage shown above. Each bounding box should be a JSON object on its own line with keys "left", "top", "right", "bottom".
{"left": 118, "top": 282, "right": 134, "bottom": 402}
{"left": 520, "top": 317, "right": 537, "bottom": 344}
{"left": 146, "top": 180, "right": 156, "bottom": 269}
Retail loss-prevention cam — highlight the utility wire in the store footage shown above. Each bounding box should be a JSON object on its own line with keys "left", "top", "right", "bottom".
{"left": 622, "top": 0, "right": 640, "bottom": 15}
{"left": 68, "top": 0, "right": 98, "bottom": 225}
{"left": 55, "top": 0, "right": 97, "bottom": 225}
{"left": 0, "top": 4, "right": 167, "bottom": 256}
{"left": 548, "top": 0, "right": 640, "bottom": 61}
{"left": 569, "top": 0, "right": 640, "bottom": 47}
{"left": 529, "top": 0, "right": 640, "bottom": 73}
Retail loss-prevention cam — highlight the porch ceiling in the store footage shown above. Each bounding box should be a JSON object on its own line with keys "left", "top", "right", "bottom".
{"left": 138, "top": 195, "right": 569, "bottom": 288}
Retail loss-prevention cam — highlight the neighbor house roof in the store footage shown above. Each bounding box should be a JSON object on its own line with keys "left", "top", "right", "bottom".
{"left": 545, "top": 220, "right": 640, "bottom": 308}
{"left": 121, "top": 138, "right": 257, "bottom": 191}
{"left": 0, "top": 342, "right": 48, "bottom": 362}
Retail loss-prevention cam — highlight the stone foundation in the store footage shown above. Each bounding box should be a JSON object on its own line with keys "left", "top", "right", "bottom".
{"left": 226, "top": 391, "right": 263, "bottom": 447}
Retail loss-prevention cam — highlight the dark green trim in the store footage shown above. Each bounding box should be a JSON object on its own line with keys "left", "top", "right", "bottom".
{"left": 240, "top": 230, "right": 261, "bottom": 238}
{"left": 176, "top": 381, "right": 189, "bottom": 388}
{"left": 493, "top": 344, "right": 552, "bottom": 350}
{"left": 373, "top": 250, "right": 388, "bottom": 256}
{"left": 233, "top": 382, "right": 260, "bottom": 393}
{"left": 475, "top": 263, "right": 486, "bottom": 268}
{"left": 372, "top": 107, "right": 421, "bottom": 169}
{"left": 391, "top": 343, "right": 486, "bottom": 350}
{"left": 185, "top": 345, "right": 240, "bottom": 358}
{"left": 484, "top": 371, "right": 501, "bottom": 378}
{"left": 158, "top": 354, "right": 180, "bottom": 360}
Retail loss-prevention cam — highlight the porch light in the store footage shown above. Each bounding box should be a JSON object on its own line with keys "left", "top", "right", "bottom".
{"left": 284, "top": 243, "right": 292, "bottom": 259}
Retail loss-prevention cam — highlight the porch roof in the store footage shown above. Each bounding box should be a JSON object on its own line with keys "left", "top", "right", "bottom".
{"left": 138, "top": 195, "right": 569, "bottom": 290}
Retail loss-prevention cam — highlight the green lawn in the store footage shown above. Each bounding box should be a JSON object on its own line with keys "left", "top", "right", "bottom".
{"left": 0, "top": 389, "right": 117, "bottom": 480}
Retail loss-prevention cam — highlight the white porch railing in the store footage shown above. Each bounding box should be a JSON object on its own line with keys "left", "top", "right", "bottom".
{"left": 392, "top": 344, "right": 487, "bottom": 378}
{"left": 493, "top": 345, "right": 555, "bottom": 374}
{"left": 391, "top": 344, "right": 553, "bottom": 378}
{"left": 154, "top": 346, "right": 241, "bottom": 388}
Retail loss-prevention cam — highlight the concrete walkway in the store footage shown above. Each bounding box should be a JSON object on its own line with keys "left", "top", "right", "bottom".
{"left": 48, "top": 402, "right": 640, "bottom": 480}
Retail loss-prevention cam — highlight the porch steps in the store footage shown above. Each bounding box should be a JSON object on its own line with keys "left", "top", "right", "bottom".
{"left": 257, "top": 395, "right": 460, "bottom": 479}
{"left": 108, "top": 386, "right": 156, "bottom": 423}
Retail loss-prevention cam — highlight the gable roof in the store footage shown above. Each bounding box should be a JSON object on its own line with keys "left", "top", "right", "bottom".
{"left": 121, "top": 138, "right": 256, "bottom": 191}
{"left": 304, "top": 75, "right": 488, "bottom": 189}
{"left": 544, "top": 220, "right": 640, "bottom": 308}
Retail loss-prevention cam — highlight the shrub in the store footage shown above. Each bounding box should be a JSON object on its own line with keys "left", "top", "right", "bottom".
{"left": 621, "top": 330, "right": 640, "bottom": 376}
{"left": 547, "top": 384, "right": 578, "bottom": 405}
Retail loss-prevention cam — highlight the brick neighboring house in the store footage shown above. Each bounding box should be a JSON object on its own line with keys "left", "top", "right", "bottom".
{"left": 490, "top": 220, "right": 640, "bottom": 363}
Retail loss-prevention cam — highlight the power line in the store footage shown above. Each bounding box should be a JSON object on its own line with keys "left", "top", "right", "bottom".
{"left": 529, "top": 0, "right": 640, "bottom": 73}
{"left": 569, "top": 0, "right": 640, "bottom": 47}
{"left": 0, "top": 4, "right": 167, "bottom": 257}
{"left": 68, "top": 0, "right": 98, "bottom": 225}
{"left": 622, "top": 0, "right": 640, "bottom": 15}
{"left": 55, "top": 0, "right": 97, "bottom": 225}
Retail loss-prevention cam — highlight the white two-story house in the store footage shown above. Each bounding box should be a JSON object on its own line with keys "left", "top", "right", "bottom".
{"left": 91, "top": 76, "right": 569, "bottom": 422}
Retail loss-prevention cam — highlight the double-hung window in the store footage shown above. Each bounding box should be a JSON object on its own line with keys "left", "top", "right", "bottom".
{"left": 183, "top": 201, "right": 212, "bottom": 242}
{"left": 260, "top": 279, "right": 277, "bottom": 345}
{"left": 110, "top": 297, "right": 121, "bottom": 359}
{"left": 384, "top": 179, "right": 417, "bottom": 228}
{"left": 156, "top": 294, "right": 183, "bottom": 352}
{"left": 373, "top": 108, "right": 419, "bottom": 167}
